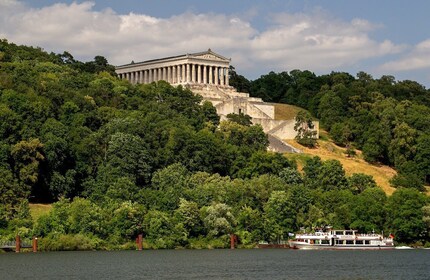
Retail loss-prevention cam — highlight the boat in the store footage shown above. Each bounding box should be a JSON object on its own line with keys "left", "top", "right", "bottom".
{"left": 288, "top": 229, "right": 394, "bottom": 250}
{"left": 257, "top": 241, "right": 289, "bottom": 249}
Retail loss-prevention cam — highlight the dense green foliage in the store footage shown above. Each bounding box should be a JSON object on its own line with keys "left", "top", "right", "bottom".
{"left": 1, "top": 40, "right": 429, "bottom": 249}
{"left": 232, "top": 69, "right": 430, "bottom": 190}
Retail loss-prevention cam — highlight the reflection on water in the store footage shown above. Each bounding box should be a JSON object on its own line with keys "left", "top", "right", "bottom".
{"left": 1, "top": 249, "right": 429, "bottom": 279}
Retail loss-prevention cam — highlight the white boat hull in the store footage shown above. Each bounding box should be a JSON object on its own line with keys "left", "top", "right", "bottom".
{"left": 289, "top": 241, "right": 394, "bottom": 250}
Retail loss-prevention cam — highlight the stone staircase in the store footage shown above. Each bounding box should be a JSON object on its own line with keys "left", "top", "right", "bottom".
{"left": 267, "top": 134, "right": 302, "bottom": 153}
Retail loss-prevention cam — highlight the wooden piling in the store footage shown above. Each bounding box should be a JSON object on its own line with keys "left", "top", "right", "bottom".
{"left": 137, "top": 234, "right": 143, "bottom": 251}
{"left": 230, "top": 234, "right": 235, "bottom": 249}
{"left": 32, "top": 237, "right": 38, "bottom": 253}
{"left": 15, "top": 235, "right": 20, "bottom": 253}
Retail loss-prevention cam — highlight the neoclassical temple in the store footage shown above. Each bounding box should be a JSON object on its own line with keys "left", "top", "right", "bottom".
{"left": 115, "top": 50, "right": 318, "bottom": 153}
{"left": 116, "top": 49, "right": 231, "bottom": 86}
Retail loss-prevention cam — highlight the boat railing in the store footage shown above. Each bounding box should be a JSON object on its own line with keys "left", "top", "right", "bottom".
{"left": 356, "top": 234, "right": 382, "bottom": 237}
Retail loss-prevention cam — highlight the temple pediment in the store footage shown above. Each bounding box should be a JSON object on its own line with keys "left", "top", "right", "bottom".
{"left": 191, "top": 49, "right": 230, "bottom": 62}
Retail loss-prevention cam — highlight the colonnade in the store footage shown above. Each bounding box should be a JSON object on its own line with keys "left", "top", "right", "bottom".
{"left": 118, "top": 63, "right": 229, "bottom": 86}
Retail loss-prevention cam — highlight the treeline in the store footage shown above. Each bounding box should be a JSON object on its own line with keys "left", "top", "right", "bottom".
{"left": 0, "top": 40, "right": 429, "bottom": 249}
{"left": 231, "top": 68, "right": 430, "bottom": 190}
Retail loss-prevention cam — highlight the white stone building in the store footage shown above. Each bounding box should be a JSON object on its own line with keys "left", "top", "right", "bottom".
{"left": 116, "top": 49, "right": 318, "bottom": 153}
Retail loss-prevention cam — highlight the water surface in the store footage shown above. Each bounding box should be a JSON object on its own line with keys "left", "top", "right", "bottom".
{"left": 1, "top": 249, "right": 429, "bottom": 279}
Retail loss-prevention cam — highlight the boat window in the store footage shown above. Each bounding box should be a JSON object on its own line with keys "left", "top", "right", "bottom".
{"left": 346, "top": 240, "right": 354, "bottom": 245}
{"left": 321, "top": 240, "right": 330, "bottom": 245}
{"left": 365, "top": 240, "right": 370, "bottom": 245}
{"left": 355, "top": 240, "right": 363, "bottom": 245}
{"left": 336, "top": 231, "right": 343, "bottom": 235}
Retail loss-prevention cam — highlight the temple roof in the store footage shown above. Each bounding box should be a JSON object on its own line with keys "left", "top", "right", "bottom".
{"left": 116, "top": 49, "right": 230, "bottom": 68}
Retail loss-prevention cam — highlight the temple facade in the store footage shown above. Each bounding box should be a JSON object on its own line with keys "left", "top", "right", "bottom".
{"left": 116, "top": 49, "right": 231, "bottom": 87}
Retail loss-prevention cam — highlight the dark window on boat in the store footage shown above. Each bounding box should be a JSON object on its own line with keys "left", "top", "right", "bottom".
{"left": 365, "top": 240, "right": 370, "bottom": 245}
{"left": 336, "top": 231, "right": 343, "bottom": 235}
{"left": 356, "top": 240, "right": 363, "bottom": 245}
{"left": 321, "top": 240, "right": 330, "bottom": 244}
{"left": 336, "top": 240, "right": 344, "bottom": 245}
{"left": 346, "top": 240, "right": 354, "bottom": 245}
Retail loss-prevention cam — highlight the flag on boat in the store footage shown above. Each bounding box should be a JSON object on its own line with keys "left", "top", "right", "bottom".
{"left": 389, "top": 233, "right": 395, "bottom": 238}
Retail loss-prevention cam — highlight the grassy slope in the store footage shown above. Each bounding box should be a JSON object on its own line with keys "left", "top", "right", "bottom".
{"left": 274, "top": 103, "right": 430, "bottom": 196}
{"left": 284, "top": 135, "right": 397, "bottom": 195}
{"left": 273, "top": 103, "right": 311, "bottom": 120}
{"left": 273, "top": 100, "right": 398, "bottom": 195}
{"left": 29, "top": 204, "right": 52, "bottom": 221}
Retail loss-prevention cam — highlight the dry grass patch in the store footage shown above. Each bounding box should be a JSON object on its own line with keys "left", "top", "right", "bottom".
{"left": 273, "top": 103, "right": 312, "bottom": 120}
{"left": 284, "top": 139, "right": 397, "bottom": 195}
{"left": 29, "top": 203, "right": 52, "bottom": 221}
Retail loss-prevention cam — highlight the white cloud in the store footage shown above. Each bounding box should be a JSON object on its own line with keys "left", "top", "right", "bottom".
{"left": 379, "top": 39, "right": 430, "bottom": 72}
{"left": 0, "top": 1, "right": 406, "bottom": 77}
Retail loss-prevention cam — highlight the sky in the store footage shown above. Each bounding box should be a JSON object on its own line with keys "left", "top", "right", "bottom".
{"left": 1, "top": 0, "right": 430, "bottom": 87}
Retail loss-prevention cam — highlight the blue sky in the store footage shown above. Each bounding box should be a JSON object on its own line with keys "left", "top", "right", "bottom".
{"left": 1, "top": 0, "right": 430, "bottom": 87}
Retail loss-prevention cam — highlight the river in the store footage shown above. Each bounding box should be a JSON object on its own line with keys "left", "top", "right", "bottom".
{"left": 1, "top": 249, "right": 429, "bottom": 279}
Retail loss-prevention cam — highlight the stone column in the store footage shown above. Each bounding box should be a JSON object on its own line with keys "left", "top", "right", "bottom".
{"left": 191, "top": 64, "right": 196, "bottom": 83}
{"left": 186, "top": 64, "right": 190, "bottom": 83}
{"left": 214, "top": 67, "right": 219, "bottom": 85}
{"left": 203, "top": 65, "right": 207, "bottom": 84}
{"left": 177, "top": 65, "right": 181, "bottom": 83}
{"left": 197, "top": 65, "right": 201, "bottom": 83}
{"left": 139, "top": 71, "right": 143, "bottom": 84}
{"left": 220, "top": 68, "right": 224, "bottom": 86}
{"left": 148, "top": 69, "right": 153, "bottom": 82}
{"left": 182, "top": 64, "right": 186, "bottom": 83}
{"left": 209, "top": 66, "right": 213, "bottom": 84}
{"left": 172, "top": 66, "right": 176, "bottom": 83}
{"left": 225, "top": 67, "right": 229, "bottom": 86}
{"left": 167, "top": 67, "right": 171, "bottom": 83}
{"left": 159, "top": 68, "right": 162, "bottom": 81}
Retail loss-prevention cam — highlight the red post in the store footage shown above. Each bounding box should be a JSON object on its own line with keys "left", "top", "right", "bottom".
{"left": 230, "top": 234, "right": 235, "bottom": 249}
{"left": 32, "top": 237, "right": 38, "bottom": 253}
{"left": 15, "top": 235, "right": 21, "bottom": 253}
{"left": 137, "top": 234, "right": 143, "bottom": 251}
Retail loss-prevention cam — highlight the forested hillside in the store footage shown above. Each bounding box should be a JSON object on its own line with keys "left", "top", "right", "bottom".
{"left": 1, "top": 40, "right": 429, "bottom": 250}
{"left": 231, "top": 68, "right": 430, "bottom": 190}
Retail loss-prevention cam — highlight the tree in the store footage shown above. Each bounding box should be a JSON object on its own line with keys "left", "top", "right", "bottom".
{"left": 105, "top": 132, "right": 151, "bottom": 184}
{"left": 348, "top": 173, "right": 377, "bottom": 194}
{"left": 317, "top": 159, "right": 349, "bottom": 191}
{"left": 150, "top": 163, "right": 190, "bottom": 210}
{"left": 388, "top": 122, "right": 417, "bottom": 168}
{"left": 226, "top": 112, "right": 252, "bottom": 126}
{"left": 11, "top": 138, "right": 45, "bottom": 200}
{"left": 228, "top": 65, "right": 251, "bottom": 93}
{"left": 349, "top": 188, "right": 387, "bottom": 232}
{"left": 303, "top": 156, "right": 323, "bottom": 189}
{"left": 278, "top": 167, "right": 303, "bottom": 185}
{"left": 263, "top": 191, "right": 296, "bottom": 242}
{"left": 294, "top": 110, "right": 317, "bottom": 147}
{"left": 174, "top": 198, "right": 202, "bottom": 238}
{"left": 318, "top": 90, "right": 344, "bottom": 130}
{"left": 385, "top": 188, "right": 426, "bottom": 243}
{"left": 202, "top": 203, "right": 236, "bottom": 237}
{"left": 237, "top": 151, "right": 292, "bottom": 178}
{"left": 201, "top": 101, "right": 220, "bottom": 127}
{"left": 0, "top": 167, "right": 29, "bottom": 219}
